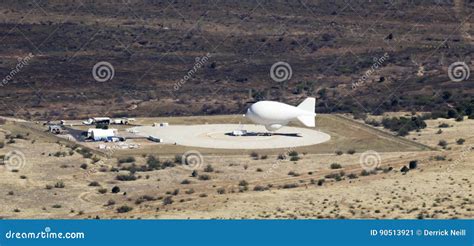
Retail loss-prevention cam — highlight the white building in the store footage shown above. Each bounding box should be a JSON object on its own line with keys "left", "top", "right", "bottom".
{"left": 87, "top": 128, "right": 117, "bottom": 141}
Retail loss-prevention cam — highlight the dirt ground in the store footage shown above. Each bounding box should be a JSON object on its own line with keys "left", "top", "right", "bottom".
{"left": 0, "top": 114, "right": 472, "bottom": 219}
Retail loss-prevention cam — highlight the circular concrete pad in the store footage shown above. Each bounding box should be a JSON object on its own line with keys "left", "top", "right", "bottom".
{"left": 133, "top": 124, "right": 331, "bottom": 149}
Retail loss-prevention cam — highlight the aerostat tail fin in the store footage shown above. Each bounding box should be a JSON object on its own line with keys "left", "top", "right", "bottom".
{"left": 297, "top": 97, "right": 315, "bottom": 113}
{"left": 296, "top": 97, "right": 316, "bottom": 127}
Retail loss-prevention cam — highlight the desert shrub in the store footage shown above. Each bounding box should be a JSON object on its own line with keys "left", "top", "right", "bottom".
{"left": 118, "top": 156, "right": 135, "bottom": 164}
{"left": 171, "top": 189, "right": 179, "bottom": 196}
{"left": 203, "top": 164, "right": 214, "bottom": 172}
{"left": 456, "top": 138, "right": 465, "bottom": 145}
{"left": 198, "top": 174, "right": 211, "bottom": 181}
{"left": 250, "top": 151, "right": 259, "bottom": 159}
{"left": 277, "top": 154, "right": 286, "bottom": 160}
{"left": 239, "top": 180, "right": 249, "bottom": 186}
{"left": 290, "top": 156, "right": 300, "bottom": 161}
{"left": 147, "top": 155, "right": 160, "bottom": 170}
{"left": 98, "top": 188, "right": 107, "bottom": 194}
{"left": 163, "top": 196, "right": 173, "bottom": 205}
{"left": 330, "top": 163, "right": 342, "bottom": 169}
{"left": 54, "top": 181, "right": 65, "bottom": 188}
{"left": 260, "top": 155, "right": 268, "bottom": 160}
{"left": 185, "top": 189, "right": 195, "bottom": 194}
{"left": 256, "top": 168, "right": 263, "bottom": 172}
{"left": 116, "top": 205, "right": 133, "bottom": 213}
{"left": 409, "top": 160, "right": 418, "bottom": 169}
{"left": 111, "top": 186, "right": 121, "bottom": 193}
{"left": 438, "top": 123, "right": 450, "bottom": 128}
{"left": 174, "top": 154, "right": 182, "bottom": 163}
{"left": 438, "top": 140, "right": 448, "bottom": 148}
{"left": 80, "top": 163, "right": 88, "bottom": 170}
{"left": 253, "top": 185, "right": 267, "bottom": 191}
{"left": 181, "top": 179, "right": 191, "bottom": 185}
{"left": 347, "top": 149, "right": 356, "bottom": 155}
{"left": 335, "top": 150, "right": 343, "bottom": 155}
{"left": 433, "top": 155, "right": 446, "bottom": 161}
{"left": 217, "top": 188, "right": 226, "bottom": 194}
{"left": 381, "top": 116, "right": 427, "bottom": 135}
{"left": 116, "top": 173, "right": 137, "bottom": 181}
{"left": 288, "top": 151, "right": 299, "bottom": 157}
{"left": 282, "top": 183, "right": 299, "bottom": 189}
{"left": 89, "top": 181, "right": 100, "bottom": 187}
{"left": 288, "top": 171, "right": 300, "bottom": 177}
{"left": 52, "top": 204, "right": 62, "bottom": 208}
{"left": 106, "top": 200, "right": 116, "bottom": 206}
{"left": 0, "top": 141, "right": 4, "bottom": 149}
{"left": 400, "top": 165, "right": 409, "bottom": 173}
{"left": 360, "top": 170, "right": 370, "bottom": 176}
{"left": 347, "top": 173, "right": 358, "bottom": 179}
{"left": 317, "top": 179, "right": 325, "bottom": 186}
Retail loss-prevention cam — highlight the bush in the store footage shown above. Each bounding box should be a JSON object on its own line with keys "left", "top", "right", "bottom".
{"left": 203, "top": 165, "right": 214, "bottom": 172}
{"left": 0, "top": 141, "right": 4, "bottom": 149}
{"left": 250, "top": 151, "right": 259, "bottom": 159}
{"left": 174, "top": 154, "right": 182, "bottom": 163}
{"left": 438, "top": 140, "right": 448, "bottom": 148}
{"left": 290, "top": 156, "right": 300, "bottom": 161}
{"left": 253, "top": 185, "right": 267, "bottom": 191}
{"left": 347, "top": 173, "right": 358, "bottom": 179}
{"left": 282, "top": 183, "right": 299, "bottom": 189}
{"left": 198, "top": 174, "right": 211, "bottom": 180}
{"left": 317, "top": 179, "right": 325, "bottom": 186}
{"left": 277, "top": 154, "right": 286, "bottom": 160}
{"left": 288, "top": 171, "right": 299, "bottom": 176}
{"left": 146, "top": 155, "right": 160, "bottom": 170}
{"left": 260, "top": 155, "right": 268, "bottom": 160}
{"left": 118, "top": 156, "right": 136, "bottom": 164}
{"left": 111, "top": 186, "right": 121, "bottom": 193}
{"left": 217, "top": 188, "right": 226, "bottom": 194}
{"left": 409, "top": 160, "right": 418, "bottom": 169}
{"left": 89, "top": 181, "right": 100, "bottom": 187}
{"left": 116, "top": 173, "right": 137, "bottom": 181}
{"left": 80, "top": 163, "right": 88, "bottom": 170}
{"left": 400, "top": 165, "right": 409, "bottom": 173}
{"left": 116, "top": 205, "right": 133, "bottom": 213}
{"left": 163, "top": 196, "right": 173, "bottom": 205}
{"left": 98, "top": 188, "right": 107, "bottom": 194}
{"left": 347, "top": 149, "right": 356, "bottom": 155}
{"left": 456, "top": 138, "right": 465, "bottom": 145}
{"left": 330, "top": 163, "right": 342, "bottom": 169}
{"left": 181, "top": 179, "right": 191, "bottom": 184}
{"left": 54, "top": 181, "right": 65, "bottom": 188}
{"left": 335, "top": 150, "right": 343, "bottom": 155}
{"left": 438, "top": 123, "right": 450, "bottom": 128}
{"left": 288, "top": 151, "right": 299, "bottom": 157}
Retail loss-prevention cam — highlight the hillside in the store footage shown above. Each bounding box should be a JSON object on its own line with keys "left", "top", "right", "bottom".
{"left": 0, "top": 0, "right": 473, "bottom": 120}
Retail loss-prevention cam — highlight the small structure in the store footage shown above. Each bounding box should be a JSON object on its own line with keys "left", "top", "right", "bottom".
{"left": 112, "top": 118, "right": 135, "bottom": 125}
{"left": 231, "top": 130, "right": 247, "bottom": 136}
{"left": 83, "top": 117, "right": 111, "bottom": 125}
{"left": 87, "top": 128, "right": 117, "bottom": 141}
{"left": 160, "top": 122, "right": 169, "bottom": 127}
{"left": 148, "top": 135, "right": 163, "bottom": 143}
{"left": 48, "top": 125, "right": 62, "bottom": 134}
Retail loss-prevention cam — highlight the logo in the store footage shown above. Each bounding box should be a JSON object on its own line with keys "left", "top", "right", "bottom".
{"left": 92, "top": 61, "right": 115, "bottom": 82}
{"left": 448, "top": 61, "right": 470, "bottom": 82}
{"left": 270, "top": 61, "right": 292, "bottom": 82}
{"left": 4, "top": 150, "right": 26, "bottom": 171}
{"left": 180, "top": 150, "right": 203, "bottom": 170}
{"left": 359, "top": 150, "right": 381, "bottom": 171}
